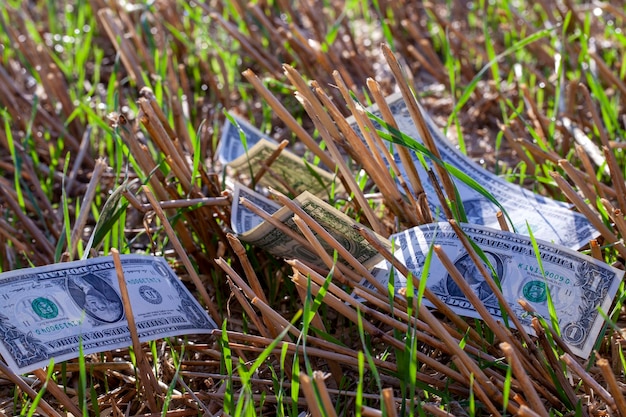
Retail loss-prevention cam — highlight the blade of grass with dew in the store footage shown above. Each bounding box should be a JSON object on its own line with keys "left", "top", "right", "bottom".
{"left": 153, "top": 51, "right": 167, "bottom": 106}
{"left": 223, "top": 0, "right": 249, "bottom": 33}
{"left": 45, "top": 0, "right": 60, "bottom": 34}
{"left": 609, "top": 280, "right": 626, "bottom": 325}
{"left": 72, "top": 103, "right": 115, "bottom": 137}
{"left": 22, "top": 16, "right": 69, "bottom": 77}
{"left": 260, "top": 91, "right": 275, "bottom": 134}
{"left": 109, "top": 195, "right": 128, "bottom": 261}
{"left": 216, "top": 42, "right": 238, "bottom": 96}
{"left": 305, "top": 254, "right": 336, "bottom": 320}
{"left": 74, "top": 4, "right": 97, "bottom": 100}
{"left": 279, "top": 343, "right": 290, "bottom": 417}
{"left": 20, "top": 98, "right": 55, "bottom": 236}
{"left": 23, "top": 92, "right": 39, "bottom": 161}
{"left": 416, "top": 401, "right": 427, "bottom": 417}
{"left": 472, "top": 316, "right": 495, "bottom": 347}
{"left": 597, "top": 194, "right": 615, "bottom": 227}
{"left": 60, "top": 0, "right": 88, "bottom": 103}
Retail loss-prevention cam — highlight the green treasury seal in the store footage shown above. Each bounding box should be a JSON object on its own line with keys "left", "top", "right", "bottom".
{"left": 32, "top": 297, "right": 59, "bottom": 319}
{"left": 523, "top": 280, "right": 547, "bottom": 303}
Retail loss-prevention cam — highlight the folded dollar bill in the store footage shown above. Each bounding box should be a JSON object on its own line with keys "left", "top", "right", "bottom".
{"left": 218, "top": 114, "right": 340, "bottom": 197}
{"left": 350, "top": 93, "right": 598, "bottom": 249}
{"left": 370, "top": 222, "right": 622, "bottom": 357}
{"left": 231, "top": 182, "right": 387, "bottom": 269}
{"left": 0, "top": 255, "right": 216, "bottom": 374}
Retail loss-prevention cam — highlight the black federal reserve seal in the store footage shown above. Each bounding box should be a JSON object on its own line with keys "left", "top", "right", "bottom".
{"left": 139, "top": 286, "right": 163, "bottom": 304}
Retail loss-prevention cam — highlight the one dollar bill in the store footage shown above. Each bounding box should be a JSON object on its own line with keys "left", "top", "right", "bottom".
{"left": 0, "top": 255, "right": 217, "bottom": 374}
{"left": 370, "top": 222, "right": 623, "bottom": 358}
{"left": 219, "top": 114, "right": 341, "bottom": 197}
{"left": 231, "top": 182, "right": 387, "bottom": 269}
{"left": 351, "top": 93, "right": 598, "bottom": 249}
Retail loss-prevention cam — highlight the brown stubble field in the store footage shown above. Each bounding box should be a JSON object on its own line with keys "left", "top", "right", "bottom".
{"left": 1, "top": 1, "right": 626, "bottom": 416}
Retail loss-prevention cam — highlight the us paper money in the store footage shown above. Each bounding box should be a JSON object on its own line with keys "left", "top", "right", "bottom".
{"left": 370, "top": 222, "right": 622, "bottom": 357}
{"left": 231, "top": 182, "right": 281, "bottom": 235}
{"left": 352, "top": 93, "right": 597, "bottom": 249}
{"left": 219, "top": 115, "right": 339, "bottom": 196}
{"left": 217, "top": 114, "right": 264, "bottom": 164}
{"left": 0, "top": 255, "right": 216, "bottom": 374}
{"left": 231, "top": 183, "right": 386, "bottom": 269}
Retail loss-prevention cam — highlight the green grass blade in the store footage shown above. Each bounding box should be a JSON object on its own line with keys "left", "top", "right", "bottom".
{"left": 526, "top": 221, "right": 560, "bottom": 334}
{"left": 3, "top": 113, "right": 25, "bottom": 210}
{"left": 219, "top": 320, "right": 234, "bottom": 414}
{"left": 446, "top": 26, "right": 556, "bottom": 132}
{"left": 356, "top": 307, "right": 382, "bottom": 393}
{"left": 78, "top": 337, "right": 88, "bottom": 417}
{"left": 356, "top": 351, "right": 364, "bottom": 417}
{"left": 55, "top": 154, "right": 73, "bottom": 262}
{"left": 368, "top": 112, "right": 515, "bottom": 230}
{"left": 25, "top": 360, "right": 55, "bottom": 417}
{"left": 84, "top": 179, "right": 132, "bottom": 258}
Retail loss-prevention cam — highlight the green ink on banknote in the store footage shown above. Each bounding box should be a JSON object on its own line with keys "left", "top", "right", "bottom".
{"left": 522, "top": 280, "right": 547, "bottom": 303}
{"left": 32, "top": 297, "right": 59, "bottom": 319}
